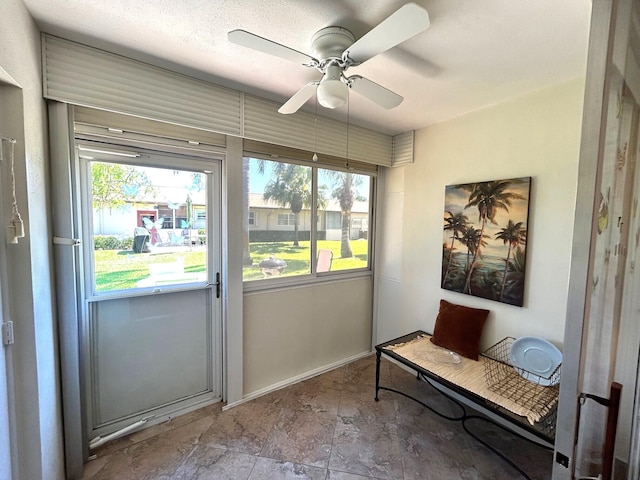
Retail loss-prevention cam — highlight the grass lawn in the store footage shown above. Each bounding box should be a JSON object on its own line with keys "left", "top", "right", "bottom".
{"left": 94, "top": 249, "right": 206, "bottom": 291}
{"left": 243, "top": 239, "right": 369, "bottom": 280}
{"left": 94, "top": 240, "right": 368, "bottom": 290}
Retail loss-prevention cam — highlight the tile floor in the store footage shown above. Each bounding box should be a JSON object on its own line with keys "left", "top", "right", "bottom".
{"left": 82, "top": 355, "right": 553, "bottom": 479}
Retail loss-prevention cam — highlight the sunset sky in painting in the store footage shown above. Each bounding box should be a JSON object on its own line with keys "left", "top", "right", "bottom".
{"left": 443, "top": 177, "right": 531, "bottom": 258}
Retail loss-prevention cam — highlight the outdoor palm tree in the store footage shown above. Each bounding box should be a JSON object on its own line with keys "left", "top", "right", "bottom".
{"left": 327, "top": 171, "right": 365, "bottom": 258}
{"left": 495, "top": 220, "right": 527, "bottom": 301}
{"left": 242, "top": 158, "right": 253, "bottom": 265}
{"left": 442, "top": 211, "right": 468, "bottom": 286}
{"left": 263, "top": 164, "right": 312, "bottom": 246}
{"left": 460, "top": 180, "right": 525, "bottom": 294}
{"left": 242, "top": 158, "right": 287, "bottom": 264}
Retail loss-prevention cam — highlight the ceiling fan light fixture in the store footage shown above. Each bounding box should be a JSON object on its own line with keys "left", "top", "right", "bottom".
{"left": 317, "top": 64, "right": 348, "bottom": 109}
{"left": 317, "top": 79, "right": 348, "bottom": 109}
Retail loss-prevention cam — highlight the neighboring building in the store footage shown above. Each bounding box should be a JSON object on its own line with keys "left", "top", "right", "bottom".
{"left": 94, "top": 191, "right": 369, "bottom": 242}
{"left": 248, "top": 193, "right": 369, "bottom": 241}
{"left": 93, "top": 190, "right": 207, "bottom": 237}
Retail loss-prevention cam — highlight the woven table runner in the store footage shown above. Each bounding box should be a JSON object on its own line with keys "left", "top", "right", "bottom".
{"left": 384, "top": 334, "right": 556, "bottom": 425}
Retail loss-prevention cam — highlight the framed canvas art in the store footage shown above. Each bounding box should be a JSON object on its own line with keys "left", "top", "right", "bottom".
{"left": 441, "top": 177, "right": 531, "bottom": 306}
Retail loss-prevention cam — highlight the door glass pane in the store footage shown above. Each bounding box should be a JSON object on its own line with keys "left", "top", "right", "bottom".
{"left": 317, "top": 168, "right": 370, "bottom": 272}
{"left": 243, "top": 157, "right": 312, "bottom": 280}
{"left": 89, "top": 161, "right": 207, "bottom": 292}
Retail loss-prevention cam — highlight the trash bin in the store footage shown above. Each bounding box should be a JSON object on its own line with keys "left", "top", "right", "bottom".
{"left": 133, "top": 227, "right": 150, "bottom": 253}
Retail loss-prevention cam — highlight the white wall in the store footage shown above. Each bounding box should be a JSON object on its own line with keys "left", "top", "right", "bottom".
{"left": 243, "top": 276, "right": 372, "bottom": 395}
{"left": 376, "top": 79, "right": 585, "bottom": 352}
{"left": 0, "top": 1, "right": 64, "bottom": 479}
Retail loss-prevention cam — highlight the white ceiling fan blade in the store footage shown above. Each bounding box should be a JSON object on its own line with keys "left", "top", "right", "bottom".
{"left": 348, "top": 76, "right": 403, "bottom": 109}
{"left": 228, "top": 29, "right": 315, "bottom": 65}
{"left": 345, "top": 3, "right": 430, "bottom": 65}
{"left": 278, "top": 82, "right": 319, "bottom": 114}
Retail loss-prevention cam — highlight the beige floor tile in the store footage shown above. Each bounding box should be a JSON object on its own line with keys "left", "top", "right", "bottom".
{"left": 327, "top": 471, "right": 381, "bottom": 480}
{"left": 329, "top": 416, "right": 403, "bottom": 480}
{"left": 199, "top": 401, "right": 280, "bottom": 455}
{"left": 261, "top": 409, "right": 335, "bottom": 469}
{"left": 89, "top": 416, "right": 213, "bottom": 480}
{"left": 172, "top": 445, "right": 257, "bottom": 479}
{"left": 81, "top": 355, "right": 553, "bottom": 480}
{"left": 248, "top": 457, "right": 327, "bottom": 480}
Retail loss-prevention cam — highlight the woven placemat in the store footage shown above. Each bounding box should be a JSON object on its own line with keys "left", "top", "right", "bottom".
{"left": 384, "top": 334, "right": 556, "bottom": 425}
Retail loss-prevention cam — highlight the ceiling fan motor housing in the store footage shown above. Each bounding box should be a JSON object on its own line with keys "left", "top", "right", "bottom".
{"left": 310, "top": 27, "right": 355, "bottom": 62}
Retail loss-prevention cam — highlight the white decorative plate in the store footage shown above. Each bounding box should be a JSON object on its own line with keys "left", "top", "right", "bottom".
{"left": 509, "top": 337, "right": 562, "bottom": 386}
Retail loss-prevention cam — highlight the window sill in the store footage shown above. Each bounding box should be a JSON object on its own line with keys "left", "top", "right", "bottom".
{"left": 243, "top": 269, "right": 372, "bottom": 295}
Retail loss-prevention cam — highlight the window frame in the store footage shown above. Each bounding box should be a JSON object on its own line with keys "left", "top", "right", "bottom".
{"left": 242, "top": 153, "right": 375, "bottom": 291}
{"left": 77, "top": 143, "right": 220, "bottom": 300}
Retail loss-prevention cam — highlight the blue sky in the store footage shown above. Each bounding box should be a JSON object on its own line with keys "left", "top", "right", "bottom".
{"left": 247, "top": 158, "right": 369, "bottom": 200}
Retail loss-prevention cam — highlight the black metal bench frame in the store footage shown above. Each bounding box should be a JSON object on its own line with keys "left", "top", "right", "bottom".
{"left": 375, "top": 330, "right": 555, "bottom": 480}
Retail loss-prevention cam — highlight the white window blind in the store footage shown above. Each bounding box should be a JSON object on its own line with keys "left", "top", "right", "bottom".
{"left": 43, "top": 35, "right": 242, "bottom": 136}
{"left": 243, "top": 95, "right": 392, "bottom": 166}
{"left": 391, "top": 130, "right": 415, "bottom": 166}
{"left": 42, "top": 34, "right": 411, "bottom": 168}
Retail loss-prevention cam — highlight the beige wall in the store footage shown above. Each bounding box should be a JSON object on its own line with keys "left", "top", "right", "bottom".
{"left": 243, "top": 276, "right": 372, "bottom": 394}
{"left": 0, "top": 1, "right": 63, "bottom": 479}
{"left": 375, "top": 79, "right": 585, "bottom": 351}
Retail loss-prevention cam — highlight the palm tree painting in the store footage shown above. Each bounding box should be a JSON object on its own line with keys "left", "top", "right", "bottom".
{"left": 441, "top": 177, "right": 531, "bottom": 306}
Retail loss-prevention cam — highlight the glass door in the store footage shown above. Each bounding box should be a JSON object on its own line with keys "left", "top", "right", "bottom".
{"left": 77, "top": 142, "right": 222, "bottom": 440}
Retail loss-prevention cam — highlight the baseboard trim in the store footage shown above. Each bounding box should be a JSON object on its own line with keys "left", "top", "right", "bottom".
{"left": 223, "top": 350, "right": 373, "bottom": 411}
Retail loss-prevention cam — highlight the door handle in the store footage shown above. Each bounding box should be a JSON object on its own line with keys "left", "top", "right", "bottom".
{"left": 215, "top": 272, "right": 221, "bottom": 299}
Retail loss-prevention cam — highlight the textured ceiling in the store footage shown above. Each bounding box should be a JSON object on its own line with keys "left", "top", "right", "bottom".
{"left": 23, "top": 0, "right": 592, "bottom": 135}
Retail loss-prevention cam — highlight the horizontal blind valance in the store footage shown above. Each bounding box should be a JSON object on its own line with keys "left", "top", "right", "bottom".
{"left": 43, "top": 34, "right": 398, "bottom": 167}
{"left": 243, "top": 95, "right": 392, "bottom": 167}
{"left": 391, "top": 131, "right": 415, "bottom": 166}
{"left": 243, "top": 139, "right": 378, "bottom": 176}
{"left": 43, "top": 35, "right": 242, "bottom": 136}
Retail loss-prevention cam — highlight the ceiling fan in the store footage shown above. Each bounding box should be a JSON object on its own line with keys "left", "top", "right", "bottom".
{"left": 228, "top": 2, "right": 430, "bottom": 114}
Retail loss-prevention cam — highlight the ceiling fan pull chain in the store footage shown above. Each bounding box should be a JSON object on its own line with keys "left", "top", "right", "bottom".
{"left": 312, "top": 99, "right": 319, "bottom": 162}
{"left": 345, "top": 93, "right": 350, "bottom": 169}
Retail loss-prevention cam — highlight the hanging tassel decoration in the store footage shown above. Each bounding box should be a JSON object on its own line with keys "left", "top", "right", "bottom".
{"left": 2, "top": 137, "right": 25, "bottom": 244}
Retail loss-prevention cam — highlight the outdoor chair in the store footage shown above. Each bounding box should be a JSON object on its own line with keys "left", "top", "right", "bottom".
{"left": 316, "top": 249, "right": 333, "bottom": 273}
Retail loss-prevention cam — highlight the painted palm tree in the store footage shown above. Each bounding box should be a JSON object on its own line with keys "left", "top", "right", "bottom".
{"left": 263, "top": 164, "right": 312, "bottom": 246}
{"left": 442, "top": 211, "right": 468, "bottom": 286}
{"left": 461, "top": 226, "right": 487, "bottom": 270}
{"left": 461, "top": 180, "right": 525, "bottom": 294}
{"left": 327, "top": 171, "right": 365, "bottom": 258}
{"left": 495, "top": 220, "right": 527, "bottom": 301}
{"left": 503, "top": 246, "right": 527, "bottom": 304}
{"left": 509, "top": 246, "right": 526, "bottom": 274}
